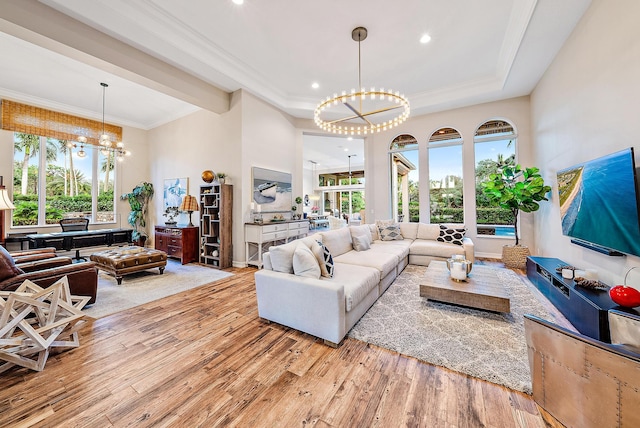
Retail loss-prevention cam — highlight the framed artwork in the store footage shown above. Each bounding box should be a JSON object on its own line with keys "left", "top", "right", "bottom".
{"left": 164, "top": 177, "right": 188, "bottom": 209}
{"left": 252, "top": 167, "right": 292, "bottom": 212}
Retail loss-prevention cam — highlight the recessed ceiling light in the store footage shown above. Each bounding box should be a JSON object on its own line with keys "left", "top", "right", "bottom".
{"left": 344, "top": 148, "right": 349, "bottom": 152}
{"left": 420, "top": 34, "right": 431, "bottom": 44}
{"left": 232, "top": 0, "right": 244, "bottom": 5}
{"left": 311, "top": 82, "right": 319, "bottom": 89}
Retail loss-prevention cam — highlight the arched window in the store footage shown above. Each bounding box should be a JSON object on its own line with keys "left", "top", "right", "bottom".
{"left": 428, "top": 128, "right": 463, "bottom": 224}
{"left": 390, "top": 134, "right": 418, "bottom": 222}
{"left": 474, "top": 119, "right": 517, "bottom": 236}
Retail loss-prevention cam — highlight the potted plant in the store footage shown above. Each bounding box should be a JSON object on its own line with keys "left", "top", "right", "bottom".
{"left": 482, "top": 164, "right": 551, "bottom": 268}
{"left": 294, "top": 196, "right": 303, "bottom": 219}
{"left": 163, "top": 206, "right": 179, "bottom": 225}
{"left": 217, "top": 172, "right": 226, "bottom": 184}
{"left": 121, "top": 182, "right": 154, "bottom": 246}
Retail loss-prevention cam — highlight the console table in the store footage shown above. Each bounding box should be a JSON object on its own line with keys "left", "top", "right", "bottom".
{"left": 245, "top": 220, "right": 309, "bottom": 268}
{"left": 27, "top": 228, "right": 132, "bottom": 256}
{"left": 526, "top": 256, "right": 640, "bottom": 342}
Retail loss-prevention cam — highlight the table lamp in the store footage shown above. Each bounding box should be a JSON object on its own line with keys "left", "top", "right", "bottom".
{"left": 0, "top": 176, "right": 16, "bottom": 245}
{"left": 179, "top": 195, "right": 198, "bottom": 227}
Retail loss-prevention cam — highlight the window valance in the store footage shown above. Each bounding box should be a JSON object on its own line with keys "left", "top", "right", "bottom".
{"left": 1, "top": 99, "right": 122, "bottom": 146}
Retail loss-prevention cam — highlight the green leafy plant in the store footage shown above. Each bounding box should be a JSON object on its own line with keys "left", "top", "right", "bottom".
{"left": 482, "top": 164, "right": 551, "bottom": 246}
{"left": 295, "top": 196, "right": 303, "bottom": 205}
{"left": 121, "top": 182, "right": 154, "bottom": 241}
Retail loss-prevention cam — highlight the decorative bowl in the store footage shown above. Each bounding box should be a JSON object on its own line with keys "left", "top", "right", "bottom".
{"left": 201, "top": 170, "right": 215, "bottom": 183}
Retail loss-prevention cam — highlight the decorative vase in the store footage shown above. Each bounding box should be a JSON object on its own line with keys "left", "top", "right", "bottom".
{"left": 201, "top": 170, "right": 215, "bottom": 183}
{"left": 610, "top": 267, "right": 640, "bottom": 307}
{"left": 609, "top": 286, "right": 640, "bottom": 307}
{"left": 502, "top": 244, "right": 530, "bottom": 269}
{"left": 446, "top": 257, "right": 472, "bottom": 281}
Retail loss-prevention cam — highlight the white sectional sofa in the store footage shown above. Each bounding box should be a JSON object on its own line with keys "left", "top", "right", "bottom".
{"left": 254, "top": 222, "right": 474, "bottom": 346}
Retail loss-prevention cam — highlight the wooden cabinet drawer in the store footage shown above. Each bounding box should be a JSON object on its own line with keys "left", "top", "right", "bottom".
{"left": 167, "top": 246, "right": 182, "bottom": 257}
{"left": 290, "top": 222, "right": 308, "bottom": 231}
{"left": 168, "top": 237, "right": 182, "bottom": 246}
{"left": 261, "top": 224, "right": 289, "bottom": 233}
{"left": 263, "top": 231, "right": 289, "bottom": 241}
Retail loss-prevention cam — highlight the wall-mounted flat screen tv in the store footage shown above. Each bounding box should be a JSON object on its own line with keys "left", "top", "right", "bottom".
{"left": 557, "top": 147, "right": 640, "bottom": 257}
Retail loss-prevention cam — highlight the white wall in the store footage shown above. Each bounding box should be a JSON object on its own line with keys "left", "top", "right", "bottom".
{"left": 531, "top": 0, "right": 640, "bottom": 286}
{"left": 238, "top": 90, "right": 298, "bottom": 264}
{"left": 146, "top": 102, "right": 240, "bottom": 254}
{"left": 362, "top": 96, "right": 532, "bottom": 258}
{"left": 147, "top": 89, "right": 297, "bottom": 266}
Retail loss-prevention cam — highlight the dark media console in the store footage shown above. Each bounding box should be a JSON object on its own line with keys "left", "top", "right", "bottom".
{"left": 526, "top": 256, "right": 639, "bottom": 342}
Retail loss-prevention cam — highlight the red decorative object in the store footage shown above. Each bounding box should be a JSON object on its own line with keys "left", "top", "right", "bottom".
{"left": 609, "top": 285, "right": 640, "bottom": 308}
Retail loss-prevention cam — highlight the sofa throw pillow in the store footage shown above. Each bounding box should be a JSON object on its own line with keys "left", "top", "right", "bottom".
{"left": 349, "top": 225, "right": 371, "bottom": 246}
{"left": 375, "top": 219, "right": 395, "bottom": 230}
{"left": 417, "top": 223, "right": 440, "bottom": 240}
{"left": 311, "top": 240, "right": 334, "bottom": 278}
{"left": 352, "top": 234, "right": 371, "bottom": 251}
{"left": 0, "top": 245, "right": 24, "bottom": 282}
{"left": 368, "top": 224, "right": 380, "bottom": 241}
{"left": 379, "top": 224, "right": 404, "bottom": 241}
{"left": 437, "top": 224, "right": 467, "bottom": 246}
{"left": 292, "top": 244, "right": 321, "bottom": 279}
{"left": 268, "top": 240, "right": 299, "bottom": 273}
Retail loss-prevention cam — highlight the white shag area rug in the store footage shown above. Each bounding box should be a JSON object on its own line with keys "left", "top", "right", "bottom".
{"left": 347, "top": 264, "right": 554, "bottom": 394}
{"left": 83, "top": 259, "right": 233, "bottom": 319}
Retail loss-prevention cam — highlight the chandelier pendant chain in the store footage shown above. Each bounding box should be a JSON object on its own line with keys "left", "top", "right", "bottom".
{"left": 102, "top": 82, "right": 107, "bottom": 139}
{"left": 357, "top": 30, "right": 362, "bottom": 114}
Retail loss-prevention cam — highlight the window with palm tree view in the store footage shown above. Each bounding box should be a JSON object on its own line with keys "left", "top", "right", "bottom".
{"left": 12, "top": 132, "right": 116, "bottom": 226}
{"left": 474, "top": 120, "right": 517, "bottom": 236}
{"left": 429, "top": 128, "right": 463, "bottom": 224}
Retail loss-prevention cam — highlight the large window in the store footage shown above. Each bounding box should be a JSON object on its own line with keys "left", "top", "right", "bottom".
{"left": 390, "top": 134, "right": 418, "bottom": 222}
{"left": 429, "top": 128, "right": 463, "bottom": 223}
{"left": 12, "top": 133, "right": 116, "bottom": 226}
{"left": 474, "top": 120, "right": 516, "bottom": 236}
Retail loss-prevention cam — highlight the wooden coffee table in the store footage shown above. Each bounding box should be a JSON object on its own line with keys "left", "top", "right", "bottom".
{"left": 419, "top": 261, "right": 511, "bottom": 312}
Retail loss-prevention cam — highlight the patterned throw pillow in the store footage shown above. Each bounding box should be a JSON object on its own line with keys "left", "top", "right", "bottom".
{"left": 379, "top": 224, "right": 404, "bottom": 241}
{"left": 312, "top": 240, "right": 335, "bottom": 278}
{"left": 437, "top": 224, "right": 467, "bottom": 246}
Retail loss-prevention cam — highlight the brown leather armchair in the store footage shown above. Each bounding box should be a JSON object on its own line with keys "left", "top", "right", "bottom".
{"left": 524, "top": 311, "right": 640, "bottom": 427}
{"left": 0, "top": 246, "right": 98, "bottom": 304}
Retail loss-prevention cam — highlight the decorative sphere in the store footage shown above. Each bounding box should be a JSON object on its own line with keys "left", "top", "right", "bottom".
{"left": 609, "top": 285, "right": 640, "bottom": 308}
{"left": 201, "top": 170, "right": 215, "bottom": 183}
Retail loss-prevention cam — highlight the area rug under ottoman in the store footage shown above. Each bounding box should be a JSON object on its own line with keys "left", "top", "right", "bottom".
{"left": 347, "top": 264, "right": 557, "bottom": 393}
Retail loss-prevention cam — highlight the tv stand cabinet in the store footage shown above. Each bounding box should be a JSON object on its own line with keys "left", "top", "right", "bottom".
{"left": 526, "top": 256, "right": 621, "bottom": 342}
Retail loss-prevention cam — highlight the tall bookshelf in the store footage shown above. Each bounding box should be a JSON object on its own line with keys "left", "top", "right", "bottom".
{"left": 199, "top": 183, "right": 233, "bottom": 268}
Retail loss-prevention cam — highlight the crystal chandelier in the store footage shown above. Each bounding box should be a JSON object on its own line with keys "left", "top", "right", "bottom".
{"left": 314, "top": 27, "right": 410, "bottom": 135}
{"left": 98, "top": 82, "right": 130, "bottom": 162}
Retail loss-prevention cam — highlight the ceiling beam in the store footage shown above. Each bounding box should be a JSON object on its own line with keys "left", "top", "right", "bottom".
{"left": 0, "top": 0, "right": 229, "bottom": 114}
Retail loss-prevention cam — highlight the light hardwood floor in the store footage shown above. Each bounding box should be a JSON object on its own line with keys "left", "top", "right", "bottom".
{"left": 0, "top": 263, "right": 563, "bottom": 427}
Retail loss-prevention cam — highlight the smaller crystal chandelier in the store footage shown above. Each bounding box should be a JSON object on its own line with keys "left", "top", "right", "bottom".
{"left": 314, "top": 27, "right": 410, "bottom": 135}
{"left": 98, "top": 82, "right": 130, "bottom": 162}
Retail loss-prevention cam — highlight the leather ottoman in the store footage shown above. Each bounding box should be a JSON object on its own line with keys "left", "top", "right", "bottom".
{"left": 90, "top": 246, "right": 167, "bottom": 284}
